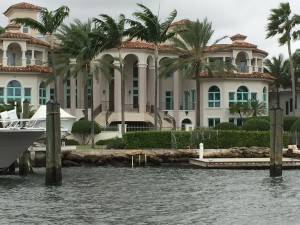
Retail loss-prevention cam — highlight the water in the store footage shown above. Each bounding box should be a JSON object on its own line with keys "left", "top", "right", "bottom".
{"left": 0, "top": 167, "right": 300, "bottom": 225}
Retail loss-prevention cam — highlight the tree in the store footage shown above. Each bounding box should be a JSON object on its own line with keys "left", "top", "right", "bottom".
{"left": 160, "top": 19, "right": 235, "bottom": 128}
{"left": 266, "top": 2, "right": 300, "bottom": 116}
{"left": 0, "top": 26, "right": 5, "bottom": 34}
{"left": 93, "top": 14, "right": 127, "bottom": 134}
{"left": 229, "top": 102, "right": 247, "bottom": 125}
{"left": 127, "top": 4, "right": 177, "bottom": 130}
{"left": 244, "top": 100, "right": 267, "bottom": 117}
{"left": 11, "top": 6, "right": 70, "bottom": 102}
{"left": 264, "top": 54, "right": 290, "bottom": 106}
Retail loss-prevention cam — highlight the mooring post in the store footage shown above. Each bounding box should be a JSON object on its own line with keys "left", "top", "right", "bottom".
{"left": 199, "top": 143, "right": 204, "bottom": 159}
{"left": 270, "top": 106, "right": 283, "bottom": 177}
{"left": 19, "top": 99, "right": 31, "bottom": 175}
{"left": 131, "top": 156, "right": 134, "bottom": 168}
{"left": 145, "top": 155, "right": 147, "bottom": 166}
{"left": 45, "top": 100, "right": 62, "bottom": 185}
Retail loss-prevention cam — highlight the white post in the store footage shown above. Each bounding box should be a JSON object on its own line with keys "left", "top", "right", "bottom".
{"left": 145, "top": 155, "right": 147, "bottom": 166}
{"left": 199, "top": 143, "right": 204, "bottom": 159}
{"left": 131, "top": 156, "right": 134, "bottom": 168}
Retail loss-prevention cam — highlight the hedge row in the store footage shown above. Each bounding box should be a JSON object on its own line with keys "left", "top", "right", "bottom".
{"left": 123, "top": 130, "right": 289, "bottom": 149}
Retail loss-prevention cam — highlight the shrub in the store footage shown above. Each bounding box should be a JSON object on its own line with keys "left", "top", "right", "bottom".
{"left": 244, "top": 116, "right": 269, "bottom": 123}
{"left": 96, "top": 137, "right": 124, "bottom": 149}
{"left": 290, "top": 118, "right": 300, "bottom": 132}
{"left": 284, "top": 116, "right": 299, "bottom": 131}
{"left": 123, "top": 130, "right": 289, "bottom": 149}
{"left": 213, "top": 122, "right": 239, "bottom": 130}
{"left": 65, "top": 139, "right": 79, "bottom": 145}
{"left": 241, "top": 118, "right": 269, "bottom": 131}
{"left": 71, "top": 120, "right": 101, "bottom": 145}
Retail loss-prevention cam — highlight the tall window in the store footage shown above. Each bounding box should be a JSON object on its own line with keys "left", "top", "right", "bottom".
{"left": 24, "top": 88, "right": 31, "bottom": 103}
{"left": 184, "top": 91, "right": 189, "bottom": 110}
{"left": 228, "top": 92, "right": 235, "bottom": 107}
{"left": 208, "top": 86, "right": 220, "bottom": 107}
{"left": 237, "top": 86, "right": 248, "bottom": 103}
{"left": 263, "top": 87, "right": 267, "bottom": 107}
{"left": 132, "top": 63, "right": 139, "bottom": 109}
{"left": 7, "top": 80, "right": 21, "bottom": 103}
{"left": 23, "top": 25, "right": 29, "bottom": 33}
{"left": 50, "top": 88, "right": 55, "bottom": 100}
{"left": 208, "top": 118, "right": 220, "bottom": 128}
{"left": 0, "top": 87, "right": 4, "bottom": 103}
{"left": 87, "top": 76, "right": 92, "bottom": 108}
{"left": 39, "top": 82, "right": 47, "bottom": 105}
{"left": 165, "top": 91, "right": 173, "bottom": 110}
{"left": 191, "top": 89, "right": 196, "bottom": 110}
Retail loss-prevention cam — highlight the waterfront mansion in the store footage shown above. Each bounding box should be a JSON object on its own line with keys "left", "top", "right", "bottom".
{"left": 0, "top": 2, "right": 275, "bottom": 129}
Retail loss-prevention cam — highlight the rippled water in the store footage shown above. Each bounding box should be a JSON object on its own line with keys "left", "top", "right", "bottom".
{"left": 0, "top": 167, "right": 300, "bottom": 225}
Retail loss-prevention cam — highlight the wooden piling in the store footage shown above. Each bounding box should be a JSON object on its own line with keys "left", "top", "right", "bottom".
{"left": 270, "top": 106, "right": 283, "bottom": 177}
{"left": 19, "top": 99, "right": 32, "bottom": 175}
{"left": 45, "top": 100, "right": 62, "bottom": 185}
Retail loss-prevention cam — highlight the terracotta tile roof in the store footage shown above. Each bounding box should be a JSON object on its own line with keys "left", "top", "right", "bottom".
{"left": 0, "top": 65, "right": 51, "bottom": 73}
{"left": 170, "top": 19, "right": 189, "bottom": 27}
{"left": 200, "top": 71, "right": 275, "bottom": 80}
{"left": 122, "top": 41, "right": 176, "bottom": 52}
{"left": 230, "top": 34, "right": 247, "bottom": 41}
{"left": 204, "top": 43, "right": 267, "bottom": 56}
{"left": 5, "top": 24, "right": 21, "bottom": 30}
{"left": 0, "top": 32, "right": 50, "bottom": 47}
{"left": 3, "top": 2, "right": 41, "bottom": 15}
{"left": 253, "top": 49, "right": 268, "bottom": 55}
{"left": 231, "top": 41, "right": 257, "bottom": 48}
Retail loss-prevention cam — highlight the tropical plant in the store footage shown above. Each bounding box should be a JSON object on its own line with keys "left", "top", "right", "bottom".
{"left": 93, "top": 14, "right": 128, "bottom": 134}
{"left": 229, "top": 102, "right": 247, "bottom": 124}
{"left": 264, "top": 54, "right": 290, "bottom": 106}
{"left": 126, "top": 4, "right": 177, "bottom": 130}
{"left": 11, "top": 6, "right": 69, "bottom": 102}
{"left": 266, "top": 2, "right": 300, "bottom": 116}
{"left": 0, "top": 26, "right": 5, "bottom": 34}
{"left": 213, "top": 122, "right": 239, "bottom": 130}
{"left": 244, "top": 100, "right": 267, "bottom": 117}
{"left": 241, "top": 118, "right": 270, "bottom": 131}
{"left": 71, "top": 120, "right": 101, "bottom": 145}
{"left": 160, "top": 19, "right": 235, "bottom": 127}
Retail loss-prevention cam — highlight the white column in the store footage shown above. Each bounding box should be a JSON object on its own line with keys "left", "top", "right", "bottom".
{"left": 138, "top": 63, "right": 147, "bottom": 113}
{"left": 21, "top": 51, "right": 27, "bottom": 66}
{"left": 70, "top": 77, "right": 76, "bottom": 116}
{"left": 148, "top": 66, "right": 155, "bottom": 107}
{"left": 2, "top": 50, "right": 7, "bottom": 66}
{"left": 114, "top": 63, "right": 122, "bottom": 113}
{"left": 30, "top": 49, "right": 36, "bottom": 65}
{"left": 173, "top": 70, "right": 180, "bottom": 127}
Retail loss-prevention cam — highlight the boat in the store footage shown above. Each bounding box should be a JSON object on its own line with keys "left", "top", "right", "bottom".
{"left": 0, "top": 127, "right": 44, "bottom": 169}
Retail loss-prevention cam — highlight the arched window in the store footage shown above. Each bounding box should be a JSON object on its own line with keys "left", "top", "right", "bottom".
{"left": 7, "top": 80, "right": 21, "bottom": 103}
{"left": 181, "top": 118, "right": 192, "bottom": 130}
{"left": 208, "top": 86, "right": 220, "bottom": 107}
{"left": 237, "top": 86, "right": 248, "bottom": 103}
{"left": 263, "top": 87, "right": 267, "bottom": 107}
{"left": 39, "top": 82, "right": 47, "bottom": 105}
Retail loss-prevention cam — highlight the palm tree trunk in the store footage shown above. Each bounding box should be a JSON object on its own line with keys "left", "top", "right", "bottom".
{"left": 84, "top": 81, "right": 88, "bottom": 120}
{"left": 195, "top": 66, "right": 201, "bottom": 128}
{"left": 288, "top": 39, "right": 296, "bottom": 116}
{"left": 154, "top": 45, "right": 158, "bottom": 130}
{"left": 119, "top": 48, "right": 125, "bottom": 135}
{"left": 276, "top": 86, "right": 280, "bottom": 106}
{"left": 50, "top": 34, "right": 58, "bottom": 102}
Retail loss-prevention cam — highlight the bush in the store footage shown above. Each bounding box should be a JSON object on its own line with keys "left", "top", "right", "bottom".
{"left": 123, "top": 130, "right": 289, "bottom": 149}
{"left": 65, "top": 139, "right": 79, "bottom": 145}
{"left": 290, "top": 118, "right": 300, "bottom": 132}
{"left": 244, "top": 116, "right": 269, "bottom": 123}
{"left": 241, "top": 118, "right": 269, "bottom": 131}
{"left": 213, "top": 122, "right": 239, "bottom": 130}
{"left": 284, "top": 116, "right": 299, "bottom": 131}
{"left": 96, "top": 137, "right": 124, "bottom": 149}
{"left": 72, "top": 120, "right": 101, "bottom": 145}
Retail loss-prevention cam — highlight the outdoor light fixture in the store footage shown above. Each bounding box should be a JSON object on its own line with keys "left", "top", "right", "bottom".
{"left": 185, "top": 110, "right": 189, "bottom": 115}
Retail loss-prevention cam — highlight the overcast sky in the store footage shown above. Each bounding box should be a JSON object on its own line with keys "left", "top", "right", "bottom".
{"left": 1, "top": 0, "right": 300, "bottom": 59}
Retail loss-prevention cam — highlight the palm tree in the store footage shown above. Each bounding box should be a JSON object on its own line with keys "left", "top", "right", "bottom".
{"left": 11, "top": 6, "right": 70, "bottom": 102}
{"left": 229, "top": 102, "right": 247, "bottom": 125}
{"left": 244, "top": 100, "right": 267, "bottom": 117}
{"left": 93, "top": 14, "right": 127, "bottom": 134}
{"left": 55, "top": 19, "right": 107, "bottom": 120}
{"left": 126, "top": 4, "right": 177, "bottom": 130}
{"left": 159, "top": 19, "right": 235, "bottom": 128}
{"left": 266, "top": 2, "right": 300, "bottom": 116}
{"left": 264, "top": 54, "right": 290, "bottom": 106}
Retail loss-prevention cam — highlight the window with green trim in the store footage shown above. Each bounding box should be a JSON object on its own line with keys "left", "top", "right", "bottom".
{"left": 0, "top": 87, "right": 4, "bottom": 103}
{"left": 208, "top": 118, "right": 220, "bottom": 128}
{"left": 39, "top": 82, "right": 46, "bottom": 105}
{"left": 7, "top": 80, "right": 21, "bottom": 104}
{"left": 237, "top": 86, "right": 248, "bottom": 103}
{"left": 263, "top": 87, "right": 267, "bottom": 107}
{"left": 208, "top": 86, "right": 220, "bottom": 107}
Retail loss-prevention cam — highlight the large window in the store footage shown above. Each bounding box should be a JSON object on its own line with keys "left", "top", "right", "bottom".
{"left": 165, "top": 91, "right": 173, "bottom": 110}
{"left": 191, "top": 89, "right": 196, "bottom": 110}
{"left": 39, "top": 82, "right": 47, "bottom": 105}
{"left": 208, "top": 86, "right": 220, "bottom": 107}
{"left": 184, "top": 91, "right": 189, "bottom": 110}
{"left": 263, "top": 87, "right": 267, "bottom": 107}
{"left": 0, "top": 87, "right": 4, "bottom": 103}
{"left": 208, "top": 118, "right": 220, "bottom": 128}
{"left": 132, "top": 63, "right": 139, "bottom": 109}
{"left": 237, "top": 86, "right": 249, "bottom": 103}
{"left": 7, "top": 80, "right": 22, "bottom": 103}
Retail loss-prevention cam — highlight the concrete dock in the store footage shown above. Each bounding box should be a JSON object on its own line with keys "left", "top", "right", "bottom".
{"left": 189, "top": 158, "right": 300, "bottom": 169}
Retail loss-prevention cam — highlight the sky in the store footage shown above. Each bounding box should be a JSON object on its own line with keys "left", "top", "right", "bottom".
{"left": 1, "top": 0, "right": 300, "bottom": 59}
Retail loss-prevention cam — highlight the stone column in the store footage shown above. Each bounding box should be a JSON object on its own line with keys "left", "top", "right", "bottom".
{"left": 2, "top": 50, "right": 7, "bottom": 66}
{"left": 148, "top": 66, "right": 155, "bottom": 107}
{"left": 70, "top": 77, "right": 76, "bottom": 116}
{"left": 114, "top": 63, "right": 122, "bottom": 113}
{"left": 138, "top": 63, "right": 147, "bottom": 113}
{"left": 173, "top": 71, "right": 180, "bottom": 128}
{"left": 21, "top": 50, "right": 27, "bottom": 66}
{"left": 31, "top": 49, "right": 36, "bottom": 65}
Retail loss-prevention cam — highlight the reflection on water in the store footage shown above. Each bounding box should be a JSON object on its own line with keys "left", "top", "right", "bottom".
{"left": 0, "top": 167, "right": 300, "bottom": 224}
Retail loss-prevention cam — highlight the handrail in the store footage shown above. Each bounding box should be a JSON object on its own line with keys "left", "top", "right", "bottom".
{"left": 146, "top": 104, "right": 162, "bottom": 129}
{"left": 105, "top": 107, "right": 114, "bottom": 126}
{"left": 93, "top": 104, "right": 102, "bottom": 118}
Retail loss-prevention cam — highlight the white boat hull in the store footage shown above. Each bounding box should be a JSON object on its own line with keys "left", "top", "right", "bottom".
{"left": 0, "top": 128, "right": 44, "bottom": 169}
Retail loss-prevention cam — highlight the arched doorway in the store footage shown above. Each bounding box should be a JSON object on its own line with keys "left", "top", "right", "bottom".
{"left": 181, "top": 118, "right": 192, "bottom": 130}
